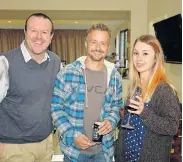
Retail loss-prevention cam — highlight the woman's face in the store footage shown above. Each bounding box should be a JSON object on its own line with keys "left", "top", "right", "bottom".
{"left": 133, "top": 41, "right": 156, "bottom": 77}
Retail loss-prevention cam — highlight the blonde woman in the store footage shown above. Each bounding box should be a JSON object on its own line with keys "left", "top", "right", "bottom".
{"left": 121, "top": 35, "right": 181, "bottom": 162}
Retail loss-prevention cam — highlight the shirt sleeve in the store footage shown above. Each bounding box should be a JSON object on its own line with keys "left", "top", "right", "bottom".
{"left": 104, "top": 71, "right": 123, "bottom": 128}
{"left": 0, "top": 56, "right": 9, "bottom": 103}
{"left": 51, "top": 70, "right": 82, "bottom": 146}
{"left": 60, "top": 62, "right": 63, "bottom": 69}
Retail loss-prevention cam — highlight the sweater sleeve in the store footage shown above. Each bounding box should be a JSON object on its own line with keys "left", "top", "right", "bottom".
{"left": 140, "top": 83, "right": 181, "bottom": 136}
{"left": 51, "top": 70, "right": 82, "bottom": 146}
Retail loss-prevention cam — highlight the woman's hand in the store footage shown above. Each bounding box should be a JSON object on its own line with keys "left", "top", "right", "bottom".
{"left": 128, "top": 96, "right": 144, "bottom": 115}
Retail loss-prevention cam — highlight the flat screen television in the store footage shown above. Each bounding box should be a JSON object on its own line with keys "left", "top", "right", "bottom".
{"left": 153, "top": 14, "right": 182, "bottom": 63}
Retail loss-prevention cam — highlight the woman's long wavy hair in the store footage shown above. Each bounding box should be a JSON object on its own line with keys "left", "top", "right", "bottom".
{"left": 128, "top": 34, "right": 175, "bottom": 102}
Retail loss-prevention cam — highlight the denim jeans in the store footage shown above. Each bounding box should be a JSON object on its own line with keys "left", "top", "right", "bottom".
{"left": 64, "top": 151, "right": 106, "bottom": 162}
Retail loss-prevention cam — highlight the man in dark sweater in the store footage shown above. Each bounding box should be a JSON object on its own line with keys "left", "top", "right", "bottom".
{"left": 0, "top": 13, "right": 61, "bottom": 162}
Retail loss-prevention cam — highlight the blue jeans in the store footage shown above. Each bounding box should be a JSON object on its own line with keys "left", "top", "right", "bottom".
{"left": 64, "top": 151, "right": 106, "bottom": 162}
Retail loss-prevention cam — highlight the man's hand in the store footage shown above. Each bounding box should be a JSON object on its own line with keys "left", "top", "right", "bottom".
{"left": 74, "top": 134, "right": 95, "bottom": 150}
{"left": 98, "top": 120, "right": 112, "bottom": 135}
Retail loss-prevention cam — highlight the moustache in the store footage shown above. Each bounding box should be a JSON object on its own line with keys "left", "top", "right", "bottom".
{"left": 91, "top": 49, "right": 104, "bottom": 53}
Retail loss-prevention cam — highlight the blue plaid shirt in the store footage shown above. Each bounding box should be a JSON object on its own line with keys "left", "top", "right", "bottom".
{"left": 51, "top": 56, "right": 123, "bottom": 162}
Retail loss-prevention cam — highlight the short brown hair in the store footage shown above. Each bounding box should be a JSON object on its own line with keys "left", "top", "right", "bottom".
{"left": 87, "top": 23, "right": 111, "bottom": 38}
{"left": 25, "top": 13, "right": 54, "bottom": 34}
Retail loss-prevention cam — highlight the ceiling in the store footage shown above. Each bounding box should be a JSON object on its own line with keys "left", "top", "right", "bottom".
{"left": 0, "top": 10, "right": 130, "bottom": 29}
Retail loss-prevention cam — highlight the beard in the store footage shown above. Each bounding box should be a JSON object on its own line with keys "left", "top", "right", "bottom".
{"left": 90, "top": 49, "right": 105, "bottom": 62}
